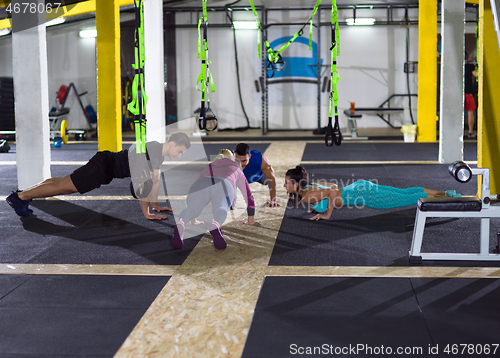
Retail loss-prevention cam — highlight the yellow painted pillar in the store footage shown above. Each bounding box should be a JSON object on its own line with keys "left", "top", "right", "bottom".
{"left": 96, "top": 0, "right": 122, "bottom": 152}
{"left": 478, "top": 0, "right": 500, "bottom": 195}
{"left": 417, "top": 0, "right": 438, "bottom": 142}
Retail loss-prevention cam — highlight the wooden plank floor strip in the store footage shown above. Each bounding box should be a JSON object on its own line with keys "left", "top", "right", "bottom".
{"left": 114, "top": 141, "right": 307, "bottom": 358}
{"left": 0, "top": 264, "right": 178, "bottom": 276}
{"left": 265, "top": 265, "right": 500, "bottom": 278}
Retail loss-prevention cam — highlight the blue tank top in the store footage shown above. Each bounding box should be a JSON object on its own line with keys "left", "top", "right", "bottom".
{"left": 301, "top": 184, "right": 331, "bottom": 213}
{"left": 243, "top": 150, "right": 264, "bottom": 183}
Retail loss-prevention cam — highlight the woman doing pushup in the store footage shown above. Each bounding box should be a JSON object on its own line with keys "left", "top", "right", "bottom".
{"left": 284, "top": 166, "right": 460, "bottom": 221}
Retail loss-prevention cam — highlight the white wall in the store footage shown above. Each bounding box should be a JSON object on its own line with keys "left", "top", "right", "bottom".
{"left": 46, "top": 21, "right": 97, "bottom": 130}
{"left": 0, "top": 6, "right": 477, "bottom": 132}
{"left": 176, "top": 25, "right": 260, "bottom": 130}
{"left": 0, "top": 20, "right": 97, "bottom": 130}
{"left": 176, "top": 8, "right": 420, "bottom": 130}
{"left": 0, "top": 38, "right": 13, "bottom": 77}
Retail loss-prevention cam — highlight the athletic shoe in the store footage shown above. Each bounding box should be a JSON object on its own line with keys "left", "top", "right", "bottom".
{"left": 445, "top": 190, "right": 456, "bottom": 197}
{"left": 170, "top": 220, "right": 185, "bottom": 249}
{"left": 209, "top": 221, "right": 227, "bottom": 250}
{"left": 6, "top": 191, "right": 33, "bottom": 217}
{"left": 468, "top": 133, "right": 477, "bottom": 139}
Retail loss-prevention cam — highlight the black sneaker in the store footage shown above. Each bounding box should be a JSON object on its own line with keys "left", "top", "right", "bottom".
{"left": 6, "top": 191, "right": 33, "bottom": 217}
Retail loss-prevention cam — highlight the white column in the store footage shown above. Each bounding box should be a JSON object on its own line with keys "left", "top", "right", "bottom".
{"left": 438, "top": 0, "right": 465, "bottom": 163}
{"left": 11, "top": 0, "right": 51, "bottom": 189}
{"left": 144, "top": 0, "right": 166, "bottom": 143}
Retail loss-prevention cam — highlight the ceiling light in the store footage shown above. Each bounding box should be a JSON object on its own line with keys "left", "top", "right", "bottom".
{"left": 233, "top": 21, "right": 258, "bottom": 30}
{"left": 346, "top": 18, "right": 376, "bottom": 26}
{"left": 46, "top": 17, "right": 65, "bottom": 27}
{"left": 79, "top": 29, "right": 97, "bottom": 38}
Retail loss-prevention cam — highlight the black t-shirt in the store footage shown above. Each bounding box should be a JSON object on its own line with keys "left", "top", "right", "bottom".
{"left": 128, "top": 141, "right": 165, "bottom": 181}
{"left": 464, "top": 63, "right": 476, "bottom": 94}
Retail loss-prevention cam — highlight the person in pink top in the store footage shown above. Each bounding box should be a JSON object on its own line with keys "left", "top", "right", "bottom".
{"left": 171, "top": 149, "right": 255, "bottom": 250}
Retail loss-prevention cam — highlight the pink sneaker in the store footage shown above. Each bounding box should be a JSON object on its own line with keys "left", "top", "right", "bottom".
{"left": 209, "top": 221, "right": 227, "bottom": 250}
{"left": 170, "top": 220, "right": 185, "bottom": 249}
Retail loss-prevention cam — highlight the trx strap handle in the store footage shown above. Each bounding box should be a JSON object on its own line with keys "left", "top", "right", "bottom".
{"left": 129, "top": 148, "right": 155, "bottom": 199}
{"left": 196, "top": 0, "right": 218, "bottom": 131}
{"left": 127, "top": 0, "right": 148, "bottom": 154}
{"left": 325, "top": 1, "right": 342, "bottom": 147}
{"left": 248, "top": 0, "right": 322, "bottom": 78}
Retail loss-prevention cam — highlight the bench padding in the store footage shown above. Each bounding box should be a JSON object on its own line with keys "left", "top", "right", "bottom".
{"left": 417, "top": 197, "right": 482, "bottom": 212}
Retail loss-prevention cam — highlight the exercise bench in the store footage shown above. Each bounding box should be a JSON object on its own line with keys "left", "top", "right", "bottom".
{"left": 409, "top": 161, "right": 500, "bottom": 263}
{"left": 343, "top": 107, "right": 404, "bottom": 140}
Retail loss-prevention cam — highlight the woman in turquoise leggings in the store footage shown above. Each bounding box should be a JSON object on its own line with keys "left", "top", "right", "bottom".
{"left": 284, "top": 166, "right": 456, "bottom": 221}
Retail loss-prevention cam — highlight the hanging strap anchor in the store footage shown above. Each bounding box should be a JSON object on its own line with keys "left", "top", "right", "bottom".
{"left": 127, "top": 0, "right": 148, "bottom": 154}
{"left": 325, "top": 1, "right": 342, "bottom": 147}
{"left": 196, "top": 0, "right": 218, "bottom": 132}
{"left": 249, "top": 0, "right": 322, "bottom": 79}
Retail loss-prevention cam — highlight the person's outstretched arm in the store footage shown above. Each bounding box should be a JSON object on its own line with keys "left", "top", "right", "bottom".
{"left": 236, "top": 171, "right": 256, "bottom": 225}
{"left": 139, "top": 170, "right": 168, "bottom": 220}
{"left": 309, "top": 189, "right": 339, "bottom": 221}
{"left": 260, "top": 154, "right": 281, "bottom": 207}
{"left": 149, "top": 170, "right": 172, "bottom": 213}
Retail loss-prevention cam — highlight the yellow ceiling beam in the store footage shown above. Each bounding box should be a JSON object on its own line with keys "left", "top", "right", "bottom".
{"left": 0, "top": 0, "right": 134, "bottom": 30}
{"left": 466, "top": 0, "right": 480, "bottom": 4}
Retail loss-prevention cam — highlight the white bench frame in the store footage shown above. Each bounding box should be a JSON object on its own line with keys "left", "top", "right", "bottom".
{"left": 343, "top": 108, "right": 405, "bottom": 140}
{"left": 409, "top": 167, "right": 500, "bottom": 262}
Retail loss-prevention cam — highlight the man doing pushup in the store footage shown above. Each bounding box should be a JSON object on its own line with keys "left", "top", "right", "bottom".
{"left": 7, "top": 132, "right": 191, "bottom": 220}
{"left": 233, "top": 143, "right": 280, "bottom": 207}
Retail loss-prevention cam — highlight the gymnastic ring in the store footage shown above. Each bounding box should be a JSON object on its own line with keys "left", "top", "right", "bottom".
{"left": 448, "top": 161, "right": 472, "bottom": 183}
{"left": 60, "top": 119, "right": 69, "bottom": 144}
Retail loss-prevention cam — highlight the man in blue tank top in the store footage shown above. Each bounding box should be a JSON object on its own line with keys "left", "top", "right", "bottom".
{"left": 234, "top": 143, "right": 280, "bottom": 207}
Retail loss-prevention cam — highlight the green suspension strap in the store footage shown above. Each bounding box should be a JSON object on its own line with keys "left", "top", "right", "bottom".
{"left": 196, "top": 0, "right": 217, "bottom": 131}
{"left": 325, "top": 0, "right": 342, "bottom": 147}
{"left": 249, "top": 0, "right": 322, "bottom": 78}
{"left": 127, "top": 0, "right": 155, "bottom": 200}
{"left": 127, "top": 0, "right": 148, "bottom": 154}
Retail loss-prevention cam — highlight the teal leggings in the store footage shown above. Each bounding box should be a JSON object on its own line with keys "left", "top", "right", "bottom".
{"left": 341, "top": 180, "right": 427, "bottom": 209}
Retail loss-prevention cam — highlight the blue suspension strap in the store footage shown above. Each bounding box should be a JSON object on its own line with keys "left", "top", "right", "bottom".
{"left": 196, "top": 0, "right": 218, "bottom": 131}
{"left": 325, "top": 1, "right": 342, "bottom": 147}
{"left": 249, "top": 0, "right": 322, "bottom": 78}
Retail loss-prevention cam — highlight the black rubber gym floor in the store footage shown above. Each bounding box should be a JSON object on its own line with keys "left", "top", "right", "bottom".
{"left": 0, "top": 274, "right": 169, "bottom": 357}
{"left": 3, "top": 165, "right": 202, "bottom": 265}
{"left": 3, "top": 200, "right": 198, "bottom": 265}
{"left": 270, "top": 164, "right": 500, "bottom": 267}
{"left": 302, "top": 142, "right": 478, "bottom": 162}
{"left": 2, "top": 140, "right": 497, "bottom": 357}
{"left": 243, "top": 276, "right": 500, "bottom": 358}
